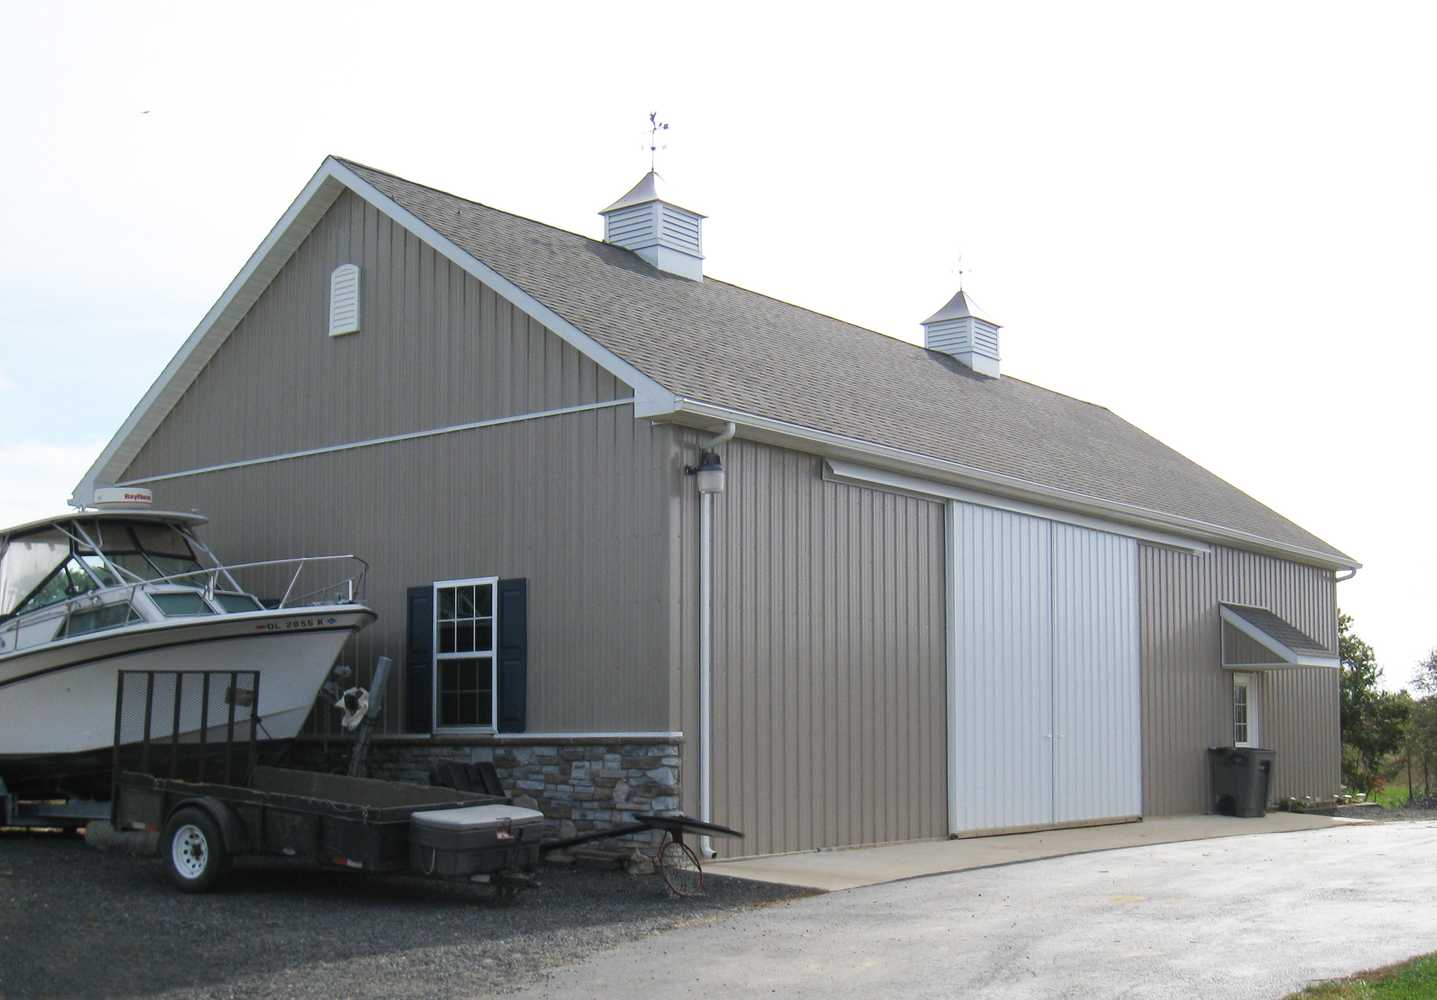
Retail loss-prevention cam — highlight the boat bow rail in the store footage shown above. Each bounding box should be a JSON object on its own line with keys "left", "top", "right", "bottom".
{"left": 0, "top": 554, "right": 370, "bottom": 657}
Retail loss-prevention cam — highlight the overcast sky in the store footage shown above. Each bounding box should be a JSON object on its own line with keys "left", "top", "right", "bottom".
{"left": 1, "top": 2, "right": 1432, "bottom": 687}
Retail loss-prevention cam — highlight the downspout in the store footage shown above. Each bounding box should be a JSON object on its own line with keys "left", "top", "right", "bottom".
{"left": 693, "top": 421, "right": 736, "bottom": 858}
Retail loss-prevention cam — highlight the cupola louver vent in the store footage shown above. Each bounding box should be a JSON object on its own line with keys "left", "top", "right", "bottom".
{"left": 599, "top": 172, "right": 705, "bottom": 280}
{"left": 922, "top": 288, "right": 1001, "bottom": 378}
{"left": 328, "top": 263, "right": 361, "bottom": 337}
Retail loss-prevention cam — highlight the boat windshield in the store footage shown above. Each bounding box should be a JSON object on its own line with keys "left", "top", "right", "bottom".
{"left": 0, "top": 529, "right": 70, "bottom": 617}
{"left": 75, "top": 519, "right": 206, "bottom": 586}
{"left": 0, "top": 518, "right": 210, "bottom": 621}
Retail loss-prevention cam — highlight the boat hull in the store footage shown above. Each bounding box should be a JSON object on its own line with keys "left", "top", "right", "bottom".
{"left": 0, "top": 605, "right": 374, "bottom": 798}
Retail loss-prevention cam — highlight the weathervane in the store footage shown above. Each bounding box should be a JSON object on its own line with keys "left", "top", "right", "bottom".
{"left": 647, "top": 112, "right": 670, "bottom": 172}
{"left": 955, "top": 254, "right": 973, "bottom": 292}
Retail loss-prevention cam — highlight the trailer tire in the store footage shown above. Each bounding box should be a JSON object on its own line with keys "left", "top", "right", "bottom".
{"left": 163, "top": 808, "right": 230, "bottom": 892}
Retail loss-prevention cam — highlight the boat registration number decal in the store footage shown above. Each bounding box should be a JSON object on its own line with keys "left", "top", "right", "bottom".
{"left": 255, "top": 616, "right": 339, "bottom": 631}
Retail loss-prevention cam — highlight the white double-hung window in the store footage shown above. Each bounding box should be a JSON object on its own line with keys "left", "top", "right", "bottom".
{"left": 1233, "top": 673, "right": 1256, "bottom": 748}
{"left": 433, "top": 577, "right": 498, "bottom": 731}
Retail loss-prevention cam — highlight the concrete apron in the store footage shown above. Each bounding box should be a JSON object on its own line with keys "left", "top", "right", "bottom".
{"left": 709, "top": 812, "right": 1367, "bottom": 891}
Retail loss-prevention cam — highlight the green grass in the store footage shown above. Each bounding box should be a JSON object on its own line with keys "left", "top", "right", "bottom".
{"left": 1368, "top": 783, "right": 1413, "bottom": 810}
{"left": 1290, "top": 952, "right": 1437, "bottom": 998}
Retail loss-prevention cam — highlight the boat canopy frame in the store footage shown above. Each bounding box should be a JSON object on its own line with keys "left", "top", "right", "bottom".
{"left": 0, "top": 512, "right": 369, "bottom": 657}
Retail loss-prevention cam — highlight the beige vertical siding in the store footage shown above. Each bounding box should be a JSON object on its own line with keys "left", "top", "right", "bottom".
{"left": 134, "top": 407, "right": 674, "bottom": 735}
{"left": 1140, "top": 544, "right": 1339, "bottom": 814}
{"left": 124, "top": 190, "right": 621, "bottom": 481}
{"left": 114, "top": 192, "right": 674, "bottom": 735}
{"left": 670, "top": 434, "right": 949, "bottom": 858}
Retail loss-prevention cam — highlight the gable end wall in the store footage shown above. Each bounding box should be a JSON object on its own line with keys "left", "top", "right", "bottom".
{"left": 123, "top": 190, "right": 629, "bottom": 483}
{"left": 114, "top": 189, "right": 674, "bottom": 734}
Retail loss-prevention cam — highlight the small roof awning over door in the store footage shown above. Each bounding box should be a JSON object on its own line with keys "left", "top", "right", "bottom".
{"left": 1220, "top": 603, "right": 1340, "bottom": 670}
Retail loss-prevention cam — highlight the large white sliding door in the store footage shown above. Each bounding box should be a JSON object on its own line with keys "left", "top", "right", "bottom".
{"left": 949, "top": 504, "right": 1054, "bottom": 833}
{"left": 949, "top": 503, "right": 1141, "bottom": 836}
{"left": 1050, "top": 522, "right": 1141, "bottom": 826}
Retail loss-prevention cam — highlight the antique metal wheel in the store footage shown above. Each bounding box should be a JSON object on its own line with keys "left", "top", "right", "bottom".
{"left": 656, "top": 834, "right": 704, "bottom": 897}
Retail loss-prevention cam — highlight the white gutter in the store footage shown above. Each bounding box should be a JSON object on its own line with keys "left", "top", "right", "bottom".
{"left": 696, "top": 421, "right": 736, "bottom": 858}
{"left": 663, "top": 397, "right": 1360, "bottom": 575}
{"left": 824, "top": 458, "right": 1211, "bottom": 555}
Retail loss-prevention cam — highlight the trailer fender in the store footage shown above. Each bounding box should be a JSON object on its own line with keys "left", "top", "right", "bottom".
{"left": 168, "top": 797, "right": 248, "bottom": 855}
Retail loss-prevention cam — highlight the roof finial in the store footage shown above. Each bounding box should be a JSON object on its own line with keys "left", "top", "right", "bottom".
{"left": 647, "top": 111, "right": 670, "bottom": 172}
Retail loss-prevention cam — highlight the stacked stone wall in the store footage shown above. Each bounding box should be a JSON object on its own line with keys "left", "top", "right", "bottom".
{"left": 288, "top": 738, "right": 681, "bottom": 847}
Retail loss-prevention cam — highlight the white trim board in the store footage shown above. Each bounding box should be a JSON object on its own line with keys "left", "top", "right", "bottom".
{"left": 1220, "top": 606, "right": 1340, "bottom": 670}
{"left": 72, "top": 157, "right": 678, "bottom": 505}
{"left": 117, "top": 398, "right": 633, "bottom": 486}
{"left": 71, "top": 171, "right": 349, "bottom": 506}
{"left": 328, "top": 160, "right": 676, "bottom": 418}
{"left": 824, "top": 457, "right": 1212, "bottom": 555}
{"left": 668, "top": 397, "right": 1353, "bottom": 572}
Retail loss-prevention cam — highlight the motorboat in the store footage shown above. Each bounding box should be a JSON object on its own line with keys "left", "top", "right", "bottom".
{"left": 0, "top": 496, "right": 375, "bottom": 799}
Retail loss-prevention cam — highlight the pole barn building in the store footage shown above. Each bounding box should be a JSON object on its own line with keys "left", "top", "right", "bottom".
{"left": 74, "top": 157, "right": 1356, "bottom": 858}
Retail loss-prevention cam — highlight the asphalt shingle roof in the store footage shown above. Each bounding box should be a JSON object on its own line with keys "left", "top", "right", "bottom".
{"left": 342, "top": 159, "right": 1352, "bottom": 566}
{"left": 1222, "top": 604, "right": 1333, "bottom": 655}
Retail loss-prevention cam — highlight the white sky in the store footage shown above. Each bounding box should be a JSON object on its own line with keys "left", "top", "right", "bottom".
{"left": 2, "top": 2, "right": 1433, "bottom": 687}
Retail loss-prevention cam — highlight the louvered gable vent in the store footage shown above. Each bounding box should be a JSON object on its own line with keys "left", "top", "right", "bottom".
{"left": 329, "top": 263, "right": 361, "bottom": 336}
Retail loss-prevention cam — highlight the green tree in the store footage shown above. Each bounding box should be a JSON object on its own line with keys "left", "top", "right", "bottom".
{"left": 1403, "top": 694, "right": 1437, "bottom": 802}
{"left": 1401, "top": 649, "right": 1437, "bottom": 803}
{"left": 1412, "top": 648, "right": 1437, "bottom": 696}
{"left": 1339, "top": 611, "right": 1411, "bottom": 791}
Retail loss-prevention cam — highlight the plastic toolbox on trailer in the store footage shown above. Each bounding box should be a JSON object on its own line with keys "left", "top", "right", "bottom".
{"left": 409, "top": 803, "right": 546, "bottom": 877}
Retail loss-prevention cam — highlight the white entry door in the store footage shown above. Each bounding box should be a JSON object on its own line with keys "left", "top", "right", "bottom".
{"left": 949, "top": 503, "right": 1141, "bottom": 836}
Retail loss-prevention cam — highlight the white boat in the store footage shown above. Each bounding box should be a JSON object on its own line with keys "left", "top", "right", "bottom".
{"left": 0, "top": 500, "right": 375, "bottom": 798}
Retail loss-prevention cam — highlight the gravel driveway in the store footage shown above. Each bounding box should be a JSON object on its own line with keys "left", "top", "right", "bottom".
{"left": 0, "top": 832, "right": 810, "bottom": 999}
{"left": 504, "top": 820, "right": 1437, "bottom": 1000}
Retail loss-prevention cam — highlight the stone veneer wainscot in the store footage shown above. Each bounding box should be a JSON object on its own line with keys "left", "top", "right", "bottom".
{"left": 289, "top": 736, "right": 682, "bottom": 846}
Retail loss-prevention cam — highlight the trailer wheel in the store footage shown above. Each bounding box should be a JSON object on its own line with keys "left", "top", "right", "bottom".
{"left": 163, "top": 808, "right": 230, "bottom": 893}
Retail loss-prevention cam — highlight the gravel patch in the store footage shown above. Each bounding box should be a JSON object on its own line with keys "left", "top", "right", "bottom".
{"left": 1356, "top": 805, "right": 1437, "bottom": 824}
{"left": 0, "top": 830, "right": 813, "bottom": 999}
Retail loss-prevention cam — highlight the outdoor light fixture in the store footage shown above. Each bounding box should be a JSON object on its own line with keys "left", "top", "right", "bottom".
{"left": 687, "top": 450, "right": 725, "bottom": 495}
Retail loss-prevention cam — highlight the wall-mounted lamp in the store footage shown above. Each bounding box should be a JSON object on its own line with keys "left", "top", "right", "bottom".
{"left": 686, "top": 449, "right": 726, "bottom": 495}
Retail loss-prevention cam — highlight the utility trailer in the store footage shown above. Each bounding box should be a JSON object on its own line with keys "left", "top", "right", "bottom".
{"left": 111, "top": 667, "right": 544, "bottom": 902}
{"left": 0, "top": 777, "right": 110, "bottom": 833}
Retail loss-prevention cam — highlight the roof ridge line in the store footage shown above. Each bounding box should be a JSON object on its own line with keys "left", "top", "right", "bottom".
{"left": 337, "top": 157, "right": 1119, "bottom": 416}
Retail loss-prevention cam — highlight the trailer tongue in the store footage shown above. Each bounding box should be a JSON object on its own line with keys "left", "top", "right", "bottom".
{"left": 109, "top": 663, "right": 744, "bottom": 904}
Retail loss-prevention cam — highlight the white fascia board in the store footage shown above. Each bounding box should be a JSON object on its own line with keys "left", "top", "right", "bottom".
{"left": 1220, "top": 606, "right": 1340, "bottom": 670}
{"left": 665, "top": 396, "right": 1358, "bottom": 573}
{"left": 326, "top": 160, "right": 677, "bottom": 417}
{"left": 73, "top": 158, "right": 677, "bottom": 506}
{"left": 825, "top": 458, "right": 1212, "bottom": 554}
{"left": 72, "top": 165, "right": 349, "bottom": 506}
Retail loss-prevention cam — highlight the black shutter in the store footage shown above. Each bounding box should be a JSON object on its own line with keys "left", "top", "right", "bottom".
{"left": 497, "top": 578, "right": 528, "bottom": 733}
{"left": 405, "top": 586, "right": 434, "bottom": 733}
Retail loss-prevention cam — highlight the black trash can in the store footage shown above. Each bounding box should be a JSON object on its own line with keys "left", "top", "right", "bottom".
{"left": 1208, "top": 747, "right": 1275, "bottom": 817}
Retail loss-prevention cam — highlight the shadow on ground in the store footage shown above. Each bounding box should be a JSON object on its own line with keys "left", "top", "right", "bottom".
{"left": 0, "top": 830, "right": 812, "bottom": 999}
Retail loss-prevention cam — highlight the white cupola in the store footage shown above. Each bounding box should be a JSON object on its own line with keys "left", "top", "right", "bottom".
{"left": 599, "top": 171, "right": 705, "bottom": 280}
{"left": 922, "top": 288, "right": 1002, "bottom": 378}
